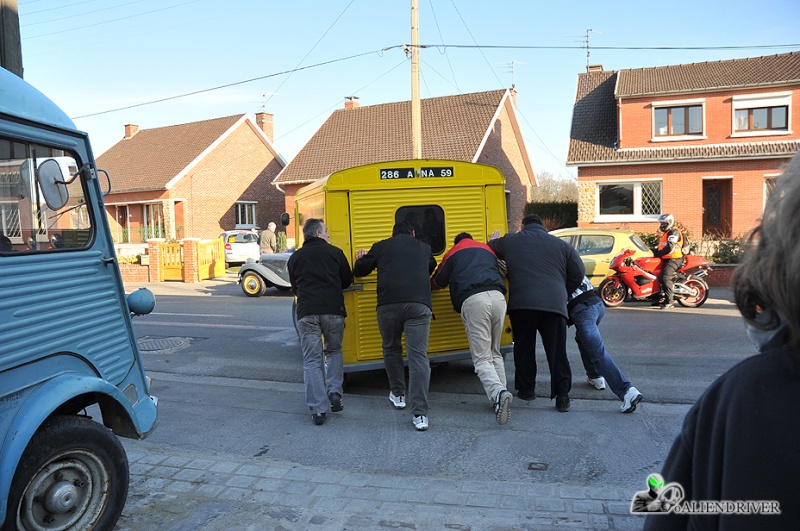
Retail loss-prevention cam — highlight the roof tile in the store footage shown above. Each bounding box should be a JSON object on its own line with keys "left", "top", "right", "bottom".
{"left": 97, "top": 115, "right": 243, "bottom": 192}
{"left": 274, "top": 90, "right": 508, "bottom": 184}
{"left": 567, "top": 52, "right": 800, "bottom": 165}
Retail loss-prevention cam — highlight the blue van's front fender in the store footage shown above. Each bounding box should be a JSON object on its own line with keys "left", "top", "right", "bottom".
{"left": 0, "top": 372, "right": 157, "bottom": 521}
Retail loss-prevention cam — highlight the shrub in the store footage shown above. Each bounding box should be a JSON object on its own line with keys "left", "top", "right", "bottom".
{"left": 117, "top": 254, "right": 142, "bottom": 265}
{"left": 710, "top": 239, "right": 744, "bottom": 264}
{"left": 276, "top": 231, "right": 288, "bottom": 253}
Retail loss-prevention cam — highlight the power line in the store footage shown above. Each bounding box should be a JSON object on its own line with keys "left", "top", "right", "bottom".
{"left": 427, "top": 0, "right": 460, "bottom": 93}
{"left": 414, "top": 43, "right": 800, "bottom": 51}
{"left": 21, "top": 0, "right": 148, "bottom": 26}
{"left": 23, "top": 0, "right": 204, "bottom": 38}
{"left": 263, "top": 0, "right": 356, "bottom": 110}
{"left": 71, "top": 48, "right": 392, "bottom": 119}
{"left": 69, "top": 40, "right": 800, "bottom": 119}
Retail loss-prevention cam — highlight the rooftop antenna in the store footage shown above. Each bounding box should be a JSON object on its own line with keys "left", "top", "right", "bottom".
{"left": 507, "top": 60, "right": 523, "bottom": 90}
{"left": 259, "top": 91, "right": 278, "bottom": 112}
{"left": 584, "top": 29, "right": 601, "bottom": 70}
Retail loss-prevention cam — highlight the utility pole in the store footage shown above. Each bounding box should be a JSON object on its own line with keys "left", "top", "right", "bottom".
{"left": 410, "top": 0, "right": 421, "bottom": 159}
{"left": 0, "top": 0, "right": 23, "bottom": 77}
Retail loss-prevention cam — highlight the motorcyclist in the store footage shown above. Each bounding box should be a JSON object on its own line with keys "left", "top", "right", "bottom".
{"left": 652, "top": 214, "right": 684, "bottom": 310}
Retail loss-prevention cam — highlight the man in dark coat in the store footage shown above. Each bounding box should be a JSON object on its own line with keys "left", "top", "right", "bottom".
{"left": 287, "top": 218, "right": 353, "bottom": 426}
{"left": 353, "top": 221, "right": 436, "bottom": 431}
{"left": 488, "top": 214, "right": 584, "bottom": 412}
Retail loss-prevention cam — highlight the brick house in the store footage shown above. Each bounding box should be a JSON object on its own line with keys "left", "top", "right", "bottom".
{"left": 567, "top": 52, "right": 800, "bottom": 240}
{"left": 272, "top": 89, "right": 536, "bottom": 239}
{"left": 98, "top": 113, "right": 286, "bottom": 244}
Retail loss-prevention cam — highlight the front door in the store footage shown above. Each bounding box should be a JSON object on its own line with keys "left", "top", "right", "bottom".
{"left": 703, "top": 179, "right": 732, "bottom": 237}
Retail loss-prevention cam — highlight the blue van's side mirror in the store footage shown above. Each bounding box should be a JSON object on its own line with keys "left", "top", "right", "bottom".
{"left": 127, "top": 287, "right": 155, "bottom": 316}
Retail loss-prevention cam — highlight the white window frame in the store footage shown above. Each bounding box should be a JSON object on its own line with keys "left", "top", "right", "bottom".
{"left": 731, "top": 92, "right": 792, "bottom": 138}
{"left": 594, "top": 178, "right": 663, "bottom": 223}
{"left": 235, "top": 201, "right": 257, "bottom": 229}
{"left": 0, "top": 201, "right": 22, "bottom": 243}
{"left": 651, "top": 98, "right": 707, "bottom": 142}
{"left": 764, "top": 173, "right": 781, "bottom": 209}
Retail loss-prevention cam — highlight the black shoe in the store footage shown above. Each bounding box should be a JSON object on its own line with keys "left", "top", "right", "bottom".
{"left": 329, "top": 392, "right": 343, "bottom": 412}
{"left": 312, "top": 413, "right": 326, "bottom": 425}
{"left": 517, "top": 390, "right": 536, "bottom": 401}
{"left": 556, "top": 395, "right": 570, "bottom": 412}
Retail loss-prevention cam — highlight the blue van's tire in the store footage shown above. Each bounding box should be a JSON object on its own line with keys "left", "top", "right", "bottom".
{"left": 4, "top": 415, "right": 128, "bottom": 531}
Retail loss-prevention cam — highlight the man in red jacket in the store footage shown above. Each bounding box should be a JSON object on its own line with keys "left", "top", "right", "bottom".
{"left": 433, "top": 233, "right": 511, "bottom": 425}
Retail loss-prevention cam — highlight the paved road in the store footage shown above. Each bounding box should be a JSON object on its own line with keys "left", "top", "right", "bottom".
{"left": 113, "top": 277, "right": 745, "bottom": 530}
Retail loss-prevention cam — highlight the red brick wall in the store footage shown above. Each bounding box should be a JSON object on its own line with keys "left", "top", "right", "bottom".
{"left": 578, "top": 158, "right": 791, "bottom": 238}
{"left": 170, "top": 123, "right": 284, "bottom": 239}
{"left": 618, "top": 85, "right": 800, "bottom": 148}
{"left": 476, "top": 105, "right": 533, "bottom": 231}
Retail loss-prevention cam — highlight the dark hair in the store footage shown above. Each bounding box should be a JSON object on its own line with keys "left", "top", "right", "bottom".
{"left": 302, "top": 218, "right": 325, "bottom": 240}
{"left": 453, "top": 232, "right": 472, "bottom": 245}
{"left": 733, "top": 153, "right": 800, "bottom": 348}
{"left": 522, "top": 214, "right": 542, "bottom": 226}
{"left": 392, "top": 220, "right": 414, "bottom": 236}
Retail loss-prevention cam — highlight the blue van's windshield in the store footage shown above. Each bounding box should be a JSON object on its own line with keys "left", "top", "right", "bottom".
{"left": 0, "top": 138, "right": 92, "bottom": 253}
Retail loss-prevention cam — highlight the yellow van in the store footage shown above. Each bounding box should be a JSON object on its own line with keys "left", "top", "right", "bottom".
{"left": 286, "top": 159, "right": 513, "bottom": 372}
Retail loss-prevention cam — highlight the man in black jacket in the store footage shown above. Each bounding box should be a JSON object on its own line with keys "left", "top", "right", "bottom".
{"left": 287, "top": 218, "right": 353, "bottom": 426}
{"left": 488, "top": 214, "right": 585, "bottom": 412}
{"left": 433, "top": 233, "right": 512, "bottom": 425}
{"left": 353, "top": 221, "right": 437, "bottom": 431}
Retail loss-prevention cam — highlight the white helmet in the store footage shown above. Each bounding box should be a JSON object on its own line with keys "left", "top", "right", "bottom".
{"left": 658, "top": 214, "right": 675, "bottom": 232}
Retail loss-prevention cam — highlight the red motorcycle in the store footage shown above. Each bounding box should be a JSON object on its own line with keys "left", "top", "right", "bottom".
{"left": 599, "top": 249, "right": 712, "bottom": 308}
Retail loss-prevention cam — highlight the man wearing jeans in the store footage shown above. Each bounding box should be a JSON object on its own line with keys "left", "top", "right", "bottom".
{"left": 433, "top": 233, "right": 512, "bottom": 425}
{"left": 569, "top": 276, "right": 643, "bottom": 413}
{"left": 353, "top": 221, "right": 437, "bottom": 431}
{"left": 288, "top": 218, "right": 353, "bottom": 425}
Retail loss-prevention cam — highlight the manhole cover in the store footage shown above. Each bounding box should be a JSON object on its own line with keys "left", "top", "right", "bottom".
{"left": 138, "top": 338, "right": 188, "bottom": 351}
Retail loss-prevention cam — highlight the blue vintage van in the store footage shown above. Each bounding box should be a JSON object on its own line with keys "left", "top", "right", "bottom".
{"left": 0, "top": 67, "right": 158, "bottom": 529}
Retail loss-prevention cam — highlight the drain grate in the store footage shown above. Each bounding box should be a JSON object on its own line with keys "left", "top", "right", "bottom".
{"left": 138, "top": 337, "right": 188, "bottom": 352}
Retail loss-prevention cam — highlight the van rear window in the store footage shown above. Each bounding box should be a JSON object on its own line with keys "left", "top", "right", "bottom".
{"left": 396, "top": 205, "right": 445, "bottom": 254}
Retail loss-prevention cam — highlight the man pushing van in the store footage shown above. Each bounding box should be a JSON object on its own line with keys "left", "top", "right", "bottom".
{"left": 353, "top": 221, "right": 437, "bottom": 431}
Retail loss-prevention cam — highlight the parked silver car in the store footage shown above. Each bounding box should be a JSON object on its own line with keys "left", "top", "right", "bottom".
{"left": 220, "top": 230, "right": 260, "bottom": 266}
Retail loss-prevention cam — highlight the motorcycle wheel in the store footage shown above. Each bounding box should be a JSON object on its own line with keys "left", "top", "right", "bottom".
{"left": 599, "top": 278, "right": 626, "bottom": 307}
{"left": 677, "top": 278, "right": 710, "bottom": 307}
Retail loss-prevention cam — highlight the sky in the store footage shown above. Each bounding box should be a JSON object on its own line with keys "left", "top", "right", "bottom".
{"left": 16, "top": 0, "right": 800, "bottom": 181}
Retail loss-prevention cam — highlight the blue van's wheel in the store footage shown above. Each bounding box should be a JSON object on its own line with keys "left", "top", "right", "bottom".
{"left": 4, "top": 415, "right": 128, "bottom": 531}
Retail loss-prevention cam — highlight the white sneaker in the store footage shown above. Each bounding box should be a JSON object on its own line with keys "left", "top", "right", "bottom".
{"left": 620, "top": 386, "right": 643, "bottom": 413}
{"left": 495, "top": 390, "right": 512, "bottom": 425}
{"left": 588, "top": 376, "right": 607, "bottom": 390}
{"left": 413, "top": 415, "right": 429, "bottom": 431}
{"left": 389, "top": 391, "right": 406, "bottom": 409}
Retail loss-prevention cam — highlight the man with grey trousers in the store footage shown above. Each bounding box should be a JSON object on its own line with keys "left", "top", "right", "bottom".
{"left": 353, "top": 220, "right": 437, "bottom": 431}
{"left": 288, "top": 218, "right": 353, "bottom": 426}
{"left": 489, "top": 214, "right": 585, "bottom": 412}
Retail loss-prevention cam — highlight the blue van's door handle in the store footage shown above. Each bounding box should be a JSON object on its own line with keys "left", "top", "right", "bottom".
{"left": 103, "top": 257, "right": 116, "bottom": 264}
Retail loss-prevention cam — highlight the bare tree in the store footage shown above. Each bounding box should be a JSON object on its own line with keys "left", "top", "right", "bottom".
{"left": 530, "top": 171, "right": 578, "bottom": 203}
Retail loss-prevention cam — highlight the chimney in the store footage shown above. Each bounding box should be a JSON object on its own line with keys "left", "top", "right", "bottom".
{"left": 344, "top": 96, "right": 360, "bottom": 110}
{"left": 587, "top": 64, "right": 604, "bottom": 73}
{"left": 256, "top": 112, "right": 274, "bottom": 141}
{"left": 124, "top": 124, "right": 139, "bottom": 139}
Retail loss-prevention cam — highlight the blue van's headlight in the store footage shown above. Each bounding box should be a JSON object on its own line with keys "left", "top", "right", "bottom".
{"left": 127, "top": 287, "right": 155, "bottom": 316}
